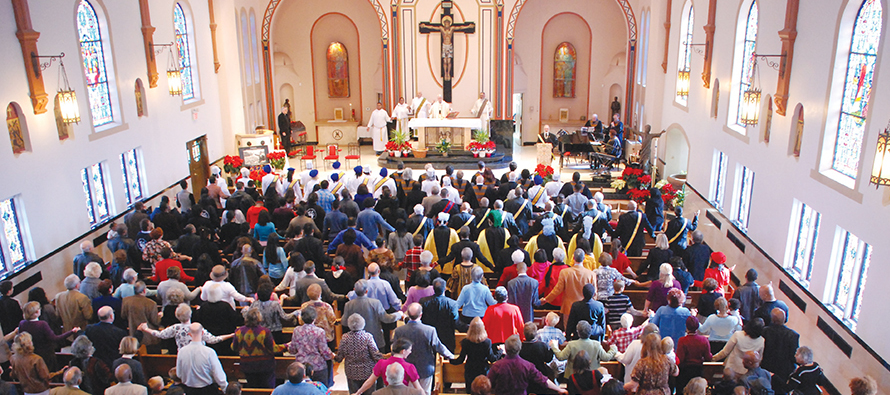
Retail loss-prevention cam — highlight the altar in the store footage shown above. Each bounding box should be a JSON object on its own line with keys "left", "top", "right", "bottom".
{"left": 408, "top": 118, "right": 484, "bottom": 149}
{"left": 317, "top": 120, "right": 359, "bottom": 146}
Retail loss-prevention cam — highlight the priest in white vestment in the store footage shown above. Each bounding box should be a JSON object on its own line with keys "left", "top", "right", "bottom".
{"left": 392, "top": 97, "right": 411, "bottom": 134}
{"left": 470, "top": 92, "right": 493, "bottom": 132}
{"left": 411, "top": 92, "right": 430, "bottom": 118}
{"left": 430, "top": 95, "right": 451, "bottom": 119}
{"left": 368, "top": 102, "right": 390, "bottom": 153}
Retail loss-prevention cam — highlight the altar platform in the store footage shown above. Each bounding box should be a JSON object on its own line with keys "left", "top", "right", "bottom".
{"left": 377, "top": 149, "right": 511, "bottom": 170}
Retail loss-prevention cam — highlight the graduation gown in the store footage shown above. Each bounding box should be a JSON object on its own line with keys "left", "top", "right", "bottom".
{"left": 476, "top": 227, "right": 510, "bottom": 273}
{"left": 424, "top": 226, "right": 459, "bottom": 267}
{"left": 566, "top": 232, "right": 604, "bottom": 271}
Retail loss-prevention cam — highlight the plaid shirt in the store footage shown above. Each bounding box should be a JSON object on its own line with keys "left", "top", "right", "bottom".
{"left": 316, "top": 189, "right": 335, "bottom": 212}
{"left": 534, "top": 326, "right": 566, "bottom": 346}
{"left": 401, "top": 247, "right": 425, "bottom": 279}
{"left": 606, "top": 325, "right": 645, "bottom": 353}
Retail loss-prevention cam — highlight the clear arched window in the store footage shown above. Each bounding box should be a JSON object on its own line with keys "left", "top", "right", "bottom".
{"left": 76, "top": 0, "right": 114, "bottom": 127}
{"left": 832, "top": 0, "right": 883, "bottom": 179}
{"left": 174, "top": 3, "right": 196, "bottom": 101}
{"left": 729, "top": 1, "right": 758, "bottom": 131}
{"left": 250, "top": 11, "right": 261, "bottom": 84}
{"left": 676, "top": 1, "right": 694, "bottom": 103}
{"left": 240, "top": 11, "right": 252, "bottom": 84}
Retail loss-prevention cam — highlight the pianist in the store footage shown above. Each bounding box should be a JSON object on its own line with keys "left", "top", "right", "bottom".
{"left": 605, "top": 129, "right": 621, "bottom": 156}
{"left": 539, "top": 125, "right": 559, "bottom": 146}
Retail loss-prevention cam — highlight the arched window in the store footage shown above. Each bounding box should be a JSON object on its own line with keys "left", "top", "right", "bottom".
{"left": 240, "top": 10, "right": 252, "bottom": 84}
{"left": 830, "top": 0, "right": 883, "bottom": 180}
{"left": 728, "top": 1, "right": 758, "bottom": 132}
{"left": 250, "top": 11, "right": 261, "bottom": 84}
{"left": 76, "top": 0, "right": 114, "bottom": 127}
{"left": 642, "top": 10, "right": 650, "bottom": 86}
{"left": 174, "top": 3, "right": 196, "bottom": 101}
{"left": 327, "top": 42, "right": 350, "bottom": 98}
{"left": 676, "top": 1, "right": 694, "bottom": 103}
{"left": 553, "top": 42, "right": 576, "bottom": 98}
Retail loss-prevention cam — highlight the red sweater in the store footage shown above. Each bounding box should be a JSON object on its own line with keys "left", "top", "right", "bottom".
{"left": 246, "top": 206, "right": 268, "bottom": 229}
{"left": 151, "top": 259, "right": 194, "bottom": 283}
{"left": 498, "top": 265, "right": 518, "bottom": 287}
{"left": 676, "top": 333, "right": 712, "bottom": 366}
{"left": 482, "top": 302, "right": 525, "bottom": 344}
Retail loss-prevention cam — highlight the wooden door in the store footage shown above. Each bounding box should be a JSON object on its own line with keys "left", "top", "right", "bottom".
{"left": 187, "top": 135, "right": 210, "bottom": 197}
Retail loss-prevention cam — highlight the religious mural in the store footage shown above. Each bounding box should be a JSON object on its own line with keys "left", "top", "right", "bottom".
{"left": 7, "top": 104, "right": 25, "bottom": 154}
{"left": 763, "top": 95, "right": 772, "bottom": 143}
{"left": 553, "top": 42, "right": 576, "bottom": 98}
{"left": 135, "top": 79, "right": 146, "bottom": 117}
{"left": 326, "top": 42, "right": 349, "bottom": 98}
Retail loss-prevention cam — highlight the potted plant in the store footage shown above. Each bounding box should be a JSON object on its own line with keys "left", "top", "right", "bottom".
{"left": 223, "top": 155, "right": 244, "bottom": 177}
{"left": 267, "top": 150, "right": 287, "bottom": 170}
{"left": 534, "top": 164, "right": 555, "bottom": 183}
{"left": 484, "top": 141, "right": 496, "bottom": 157}
{"left": 467, "top": 141, "right": 482, "bottom": 157}
{"left": 436, "top": 138, "right": 452, "bottom": 157}
{"left": 387, "top": 129, "right": 411, "bottom": 157}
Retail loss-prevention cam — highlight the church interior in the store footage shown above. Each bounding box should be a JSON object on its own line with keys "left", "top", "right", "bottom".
{"left": 1, "top": 0, "right": 889, "bottom": 393}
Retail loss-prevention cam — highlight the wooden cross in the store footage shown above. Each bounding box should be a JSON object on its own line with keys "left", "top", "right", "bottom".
{"left": 419, "top": 0, "right": 475, "bottom": 103}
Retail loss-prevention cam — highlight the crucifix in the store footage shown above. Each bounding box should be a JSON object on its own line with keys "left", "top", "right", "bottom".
{"left": 419, "top": 1, "right": 475, "bottom": 103}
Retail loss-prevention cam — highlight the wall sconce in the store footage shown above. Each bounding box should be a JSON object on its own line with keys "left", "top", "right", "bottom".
{"left": 739, "top": 52, "right": 787, "bottom": 127}
{"left": 32, "top": 52, "right": 80, "bottom": 124}
{"left": 870, "top": 122, "right": 890, "bottom": 186}
{"left": 676, "top": 70, "right": 691, "bottom": 98}
{"left": 153, "top": 43, "right": 182, "bottom": 96}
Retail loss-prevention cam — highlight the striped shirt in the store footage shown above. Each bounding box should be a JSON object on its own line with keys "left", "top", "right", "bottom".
{"left": 602, "top": 293, "right": 633, "bottom": 328}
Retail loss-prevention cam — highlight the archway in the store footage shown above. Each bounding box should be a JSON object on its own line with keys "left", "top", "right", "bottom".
{"left": 661, "top": 123, "right": 690, "bottom": 183}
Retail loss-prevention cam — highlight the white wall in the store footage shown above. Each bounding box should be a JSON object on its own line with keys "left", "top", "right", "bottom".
{"left": 0, "top": 0, "right": 253, "bottom": 299}
{"left": 632, "top": 0, "right": 890, "bottom": 385}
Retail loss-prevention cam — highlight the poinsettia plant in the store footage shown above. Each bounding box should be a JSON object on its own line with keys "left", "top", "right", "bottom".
{"left": 534, "top": 164, "right": 555, "bottom": 183}
{"left": 223, "top": 155, "right": 244, "bottom": 175}
{"left": 249, "top": 167, "right": 265, "bottom": 182}
{"left": 267, "top": 150, "right": 286, "bottom": 170}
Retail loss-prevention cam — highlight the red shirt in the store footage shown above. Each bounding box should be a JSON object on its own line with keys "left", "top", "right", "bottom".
{"left": 612, "top": 252, "right": 632, "bottom": 274}
{"left": 704, "top": 266, "right": 731, "bottom": 294}
{"left": 372, "top": 357, "right": 419, "bottom": 386}
{"left": 400, "top": 247, "right": 425, "bottom": 277}
{"left": 151, "top": 259, "right": 194, "bottom": 283}
{"left": 482, "top": 302, "right": 525, "bottom": 344}
{"left": 676, "top": 333, "right": 712, "bottom": 366}
{"left": 540, "top": 263, "right": 568, "bottom": 307}
{"left": 246, "top": 206, "right": 268, "bottom": 229}
{"left": 498, "top": 265, "right": 518, "bottom": 287}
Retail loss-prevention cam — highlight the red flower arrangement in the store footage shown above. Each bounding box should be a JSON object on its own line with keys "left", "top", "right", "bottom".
{"left": 223, "top": 155, "right": 243, "bottom": 175}
{"left": 267, "top": 150, "right": 286, "bottom": 170}
{"left": 385, "top": 141, "right": 412, "bottom": 152}
{"left": 534, "top": 164, "right": 555, "bottom": 183}
{"left": 249, "top": 167, "right": 265, "bottom": 182}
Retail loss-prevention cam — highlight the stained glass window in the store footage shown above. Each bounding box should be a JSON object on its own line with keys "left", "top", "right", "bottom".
{"left": 326, "top": 42, "right": 350, "bottom": 98}
{"left": 81, "top": 168, "right": 95, "bottom": 224}
{"left": 0, "top": 198, "right": 28, "bottom": 269}
{"left": 76, "top": 0, "right": 114, "bottom": 127}
{"left": 554, "top": 43, "right": 576, "bottom": 98}
{"left": 734, "top": 165, "right": 755, "bottom": 231}
{"left": 91, "top": 163, "right": 109, "bottom": 220}
{"left": 250, "top": 11, "right": 261, "bottom": 84}
{"left": 832, "top": 0, "right": 883, "bottom": 179}
{"left": 786, "top": 201, "right": 820, "bottom": 287}
{"left": 174, "top": 4, "right": 195, "bottom": 101}
{"left": 676, "top": 2, "right": 694, "bottom": 102}
{"left": 120, "top": 149, "right": 143, "bottom": 206}
{"left": 827, "top": 230, "right": 871, "bottom": 331}
{"left": 711, "top": 151, "right": 728, "bottom": 210}
{"left": 733, "top": 2, "right": 758, "bottom": 128}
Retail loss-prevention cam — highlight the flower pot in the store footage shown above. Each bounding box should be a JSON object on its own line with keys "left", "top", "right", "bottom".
{"left": 394, "top": 151, "right": 402, "bottom": 157}
{"left": 473, "top": 152, "right": 479, "bottom": 158}
{"left": 442, "top": 152, "right": 449, "bottom": 158}
{"left": 403, "top": 150, "right": 412, "bottom": 157}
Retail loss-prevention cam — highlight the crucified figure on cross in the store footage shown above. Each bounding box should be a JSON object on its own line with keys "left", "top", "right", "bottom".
{"left": 419, "top": 1, "right": 475, "bottom": 102}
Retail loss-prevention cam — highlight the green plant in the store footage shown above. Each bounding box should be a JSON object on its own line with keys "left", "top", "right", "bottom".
{"left": 472, "top": 130, "right": 490, "bottom": 144}
{"left": 390, "top": 129, "right": 410, "bottom": 145}
{"left": 436, "top": 138, "right": 452, "bottom": 154}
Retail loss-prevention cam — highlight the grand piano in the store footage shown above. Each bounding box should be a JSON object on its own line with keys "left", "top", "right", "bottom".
{"left": 558, "top": 128, "right": 620, "bottom": 171}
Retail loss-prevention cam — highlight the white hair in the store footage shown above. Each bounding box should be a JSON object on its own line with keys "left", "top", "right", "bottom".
{"left": 620, "top": 313, "right": 633, "bottom": 329}
{"left": 84, "top": 262, "right": 102, "bottom": 279}
{"left": 64, "top": 274, "right": 81, "bottom": 290}
{"left": 123, "top": 268, "right": 138, "bottom": 283}
{"left": 414, "top": 204, "right": 424, "bottom": 216}
{"left": 552, "top": 248, "right": 566, "bottom": 263}
{"left": 594, "top": 191, "right": 604, "bottom": 203}
{"left": 80, "top": 241, "right": 93, "bottom": 252}
{"left": 385, "top": 362, "right": 405, "bottom": 386}
{"left": 420, "top": 250, "right": 434, "bottom": 266}
{"left": 511, "top": 250, "right": 525, "bottom": 264}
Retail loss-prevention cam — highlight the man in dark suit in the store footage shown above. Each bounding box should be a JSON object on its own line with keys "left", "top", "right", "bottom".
{"left": 86, "top": 306, "right": 128, "bottom": 368}
{"left": 504, "top": 187, "right": 532, "bottom": 236}
{"left": 278, "top": 106, "right": 292, "bottom": 154}
{"left": 684, "top": 230, "right": 712, "bottom": 282}
{"left": 565, "top": 284, "right": 606, "bottom": 341}
{"left": 506, "top": 262, "right": 540, "bottom": 323}
{"left": 761, "top": 309, "right": 799, "bottom": 395}
{"left": 294, "top": 223, "right": 332, "bottom": 266}
{"left": 0, "top": 280, "right": 22, "bottom": 336}
{"left": 665, "top": 206, "right": 699, "bottom": 257}
{"left": 437, "top": 227, "right": 493, "bottom": 273}
{"left": 558, "top": 172, "right": 593, "bottom": 200}
{"left": 419, "top": 278, "right": 463, "bottom": 352}
{"left": 392, "top": 304, "right": 456, "bottom": 395}
{"left": 616, "top": 200, "right": 655, "bottom": 257}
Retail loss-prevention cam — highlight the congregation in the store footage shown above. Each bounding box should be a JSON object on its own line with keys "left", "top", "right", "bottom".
{"left": 0, "top": 160, "right": 876, "bottom": 395}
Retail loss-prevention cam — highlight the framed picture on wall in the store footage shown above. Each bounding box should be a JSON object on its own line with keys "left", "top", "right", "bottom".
{"left": 559, "top": 108, "right": 569, "bottom": 123}
{"left": 239, "top": 145, "right": 269, "bottom": 167}
{"left": 334, "top": 108, "right": 344, "bottom": 121}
